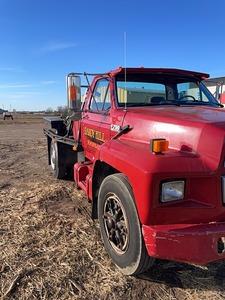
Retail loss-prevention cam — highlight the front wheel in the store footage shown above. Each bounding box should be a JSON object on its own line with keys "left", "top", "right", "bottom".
{"left": 98, "top": 173, "right": 154, "bottom": 275}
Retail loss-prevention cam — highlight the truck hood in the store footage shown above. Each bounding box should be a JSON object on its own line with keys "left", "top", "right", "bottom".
{"left": 123, "top": 105, "right": 225, "bottom": 170}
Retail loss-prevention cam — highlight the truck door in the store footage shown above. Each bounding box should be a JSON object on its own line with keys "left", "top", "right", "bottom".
{"left": 81, "top": 78, "right": 112, "bottom": 161}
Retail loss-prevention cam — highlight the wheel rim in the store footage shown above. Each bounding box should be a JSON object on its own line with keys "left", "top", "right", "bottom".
{"left": 50, "top": 143, "right": 56, "bottom": 170}
{"left": 103, "top": 192, "right": 129, "bottom": 254}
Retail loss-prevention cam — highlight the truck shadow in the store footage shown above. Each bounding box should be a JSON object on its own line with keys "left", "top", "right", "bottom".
{"left": 136, "top": 259, "right": 225, "bottom": 291}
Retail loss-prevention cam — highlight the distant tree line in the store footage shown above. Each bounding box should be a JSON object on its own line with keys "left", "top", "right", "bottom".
{"left": 45, "top": 106, "right": 69, "bottom": 117}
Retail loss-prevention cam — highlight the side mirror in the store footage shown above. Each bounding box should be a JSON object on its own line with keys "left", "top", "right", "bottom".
{"left": 67, "top": 74, "right": 81, "bottom": 111}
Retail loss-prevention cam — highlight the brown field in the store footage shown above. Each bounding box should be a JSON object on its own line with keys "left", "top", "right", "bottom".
{"left": 0, "top": 114, "right": 225, "bottom": 300}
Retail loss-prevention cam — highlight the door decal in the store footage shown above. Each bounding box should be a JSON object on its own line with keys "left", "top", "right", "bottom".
{"left": 84, "top": 127, "right": 105, "bottom": 145}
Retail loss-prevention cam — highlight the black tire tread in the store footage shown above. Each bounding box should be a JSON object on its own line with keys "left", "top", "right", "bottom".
{"left": 112, "top": 173, "right": 154, "bottom": 275}
{"left": 98, "top": 173, "right": 154, "bottom": 275}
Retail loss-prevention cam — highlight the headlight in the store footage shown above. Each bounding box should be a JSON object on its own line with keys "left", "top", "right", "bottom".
{"left": 161, "top": 181, "right": 185, "bottom": 202}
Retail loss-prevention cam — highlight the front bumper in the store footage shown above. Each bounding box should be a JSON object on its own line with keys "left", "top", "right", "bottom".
{"left": 142, "top": 222, "right": 225, "bottom": 265}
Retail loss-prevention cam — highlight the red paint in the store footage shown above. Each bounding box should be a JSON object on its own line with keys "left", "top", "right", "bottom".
{"left": 142, "top": 222, "right": 225, "bottom": 264}
{"left": 72, "top": 67, "right": 225, "bottom": 265}
{"left": 220, "top": 93, "right": 225, "bottom": 105}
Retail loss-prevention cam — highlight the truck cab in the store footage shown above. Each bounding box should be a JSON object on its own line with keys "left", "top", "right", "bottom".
{"left": 44, "top": 67, "right": 225, "bottom": 275}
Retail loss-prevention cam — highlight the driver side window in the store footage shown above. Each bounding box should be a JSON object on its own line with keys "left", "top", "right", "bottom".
{"left": 89, "top": 79, "right": 111, "bottom": 112}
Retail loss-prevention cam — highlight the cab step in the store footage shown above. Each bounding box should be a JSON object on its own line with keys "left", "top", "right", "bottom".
{"left": 74, "top": 162, "right": 93, "bottom": 195}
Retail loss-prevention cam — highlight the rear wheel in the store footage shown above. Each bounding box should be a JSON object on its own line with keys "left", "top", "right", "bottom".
{"left": 50, "top": 140, "right": 66, "bottom": 179}
{"left": 98, "top": 173, "right": 154, "bottom": 275}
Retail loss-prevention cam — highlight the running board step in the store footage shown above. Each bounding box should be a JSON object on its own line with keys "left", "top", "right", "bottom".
{"left": 74, "top": 162, "right": 93, "bottom": 194}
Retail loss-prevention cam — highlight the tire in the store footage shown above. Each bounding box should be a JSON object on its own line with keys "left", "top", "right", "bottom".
{"left": 50, "top": 140, "right": 66, "bottom": 179}
{"left": 98, "top": 173, "right": 154, "bottom": 275}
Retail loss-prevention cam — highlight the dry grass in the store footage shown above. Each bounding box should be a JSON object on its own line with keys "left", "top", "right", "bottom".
{"left": 1, "top": 115, "right": 225, "bottom": 299}
{"left": 0, "top": 113, "right": 44, "bottom": 125}
{"left": 0, "top": 182, "right": 132, "bottom": 299}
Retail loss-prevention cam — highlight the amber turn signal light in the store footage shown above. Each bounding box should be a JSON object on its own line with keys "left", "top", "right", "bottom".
{"left": 151, "top": 139, "right": 169, "bottom": 154}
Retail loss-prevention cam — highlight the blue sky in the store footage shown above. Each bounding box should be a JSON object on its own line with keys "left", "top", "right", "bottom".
{"left": 0, "top": 0, "right": 225, "bottom": 111}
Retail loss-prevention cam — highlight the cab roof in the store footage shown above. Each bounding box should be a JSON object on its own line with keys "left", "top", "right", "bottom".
{"left": 108, "top": 67, "right": 209, "bottom": 80}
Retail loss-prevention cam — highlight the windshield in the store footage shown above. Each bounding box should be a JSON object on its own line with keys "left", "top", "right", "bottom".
{"left": 116, "top": 76, "right": 219, "bottom": 107}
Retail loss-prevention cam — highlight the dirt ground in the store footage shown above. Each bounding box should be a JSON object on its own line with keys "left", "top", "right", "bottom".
{"left": 1, "top": 114, "right": 225, "bottom": 300}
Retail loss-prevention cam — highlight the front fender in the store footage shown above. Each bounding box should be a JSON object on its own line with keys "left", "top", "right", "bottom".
{"left": 99, "top": 139, "right": 209, "bottom": 225}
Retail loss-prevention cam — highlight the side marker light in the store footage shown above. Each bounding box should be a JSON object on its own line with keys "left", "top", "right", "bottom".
{"left": 151, "top": 139, "right": 169, "bottom": 154}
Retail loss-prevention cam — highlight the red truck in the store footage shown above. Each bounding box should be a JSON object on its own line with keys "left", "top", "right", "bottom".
{"left": 44, "top": 67, "right": 225, "bottom": 275}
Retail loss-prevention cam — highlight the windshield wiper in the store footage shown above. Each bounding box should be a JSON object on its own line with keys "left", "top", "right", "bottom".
{"left": 123, "top": 102, "right": 181, "bottom": 107}
{"left": 176, "top": 100, "right": 222, "bottom": 107}
{"left": 120, "top": 101, "right": 223, "bottom": 108}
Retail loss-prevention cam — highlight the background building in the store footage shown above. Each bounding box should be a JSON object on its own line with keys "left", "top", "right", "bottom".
{"left": 204, "top": 77, "right": 225, "bottom": 102}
